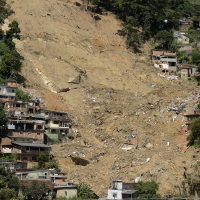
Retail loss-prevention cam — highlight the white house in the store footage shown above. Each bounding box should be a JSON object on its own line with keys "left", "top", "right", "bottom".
{"left": 107, "top": 180, "right": 139, "bottom": 200}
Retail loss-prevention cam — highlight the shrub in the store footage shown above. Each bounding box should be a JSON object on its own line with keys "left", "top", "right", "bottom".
{"left": 77, "top": 182, "right": 96, "bottom": 199}
{"left": 137, "top": 180, "right": 159, "bottom": 199}
{"left": 15, "top": 89, "right": 31, "bottom": 102}
{"left": 22, "top": 181, "right": 49, "bottom": 200}
{"left": 0, "top": 107, "right": 8, "bottom": 135}
{"left": 192, "top": 49, "right": 200, "bottom": 66}
{"left": 46, "top": 160, "right": 59, "bottom": 170}
{"left": 37, "top": 155, "right": 49, "bottom": 169}
{"left": 187, "top": 118, "right": 200, "bottom": 147}
{"left": 0, "top": 188, "right": 17, "bottom": 200}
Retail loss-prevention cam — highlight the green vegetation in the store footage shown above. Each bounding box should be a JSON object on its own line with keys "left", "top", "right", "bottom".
{"left": 0, "top": 167, "right": 20, "bottom": 200}
{"left": 137, "top": 180, "right": 159, "bottom": 199}
{"left": 187, "top": 118, "right": 200, "bottom": 147}
{"left": 0, "top": 0, "right": 13, "bottom": 24}
{"left": 0, "top": 107, "right": 8, "bottom": 135}
{"left": 15, "top": 89, "right": 31, "bottom": 102}
{"left": 36, "top": 155, "right": 59, "bottom": 170}
{"left": 89, "top": 0, "right": 198, "bottom": 52}
{"left": 77, "top": 182, "right": 97, "bottom": 199}
{"left": 22, "top": 181, "right": 49, "bottom": 200}
{"left": 191, "top": 49, "right": 200, "bottom": 66}
{"left": 0, "top": 1, "right": 23, "bottom": 81}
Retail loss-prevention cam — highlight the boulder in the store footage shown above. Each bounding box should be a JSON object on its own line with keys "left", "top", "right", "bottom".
{"left": 68, "top": 74, "right": 81, "bottom": 84}
{"left": 58, "top": 87, "right": 70, "bottom": 93}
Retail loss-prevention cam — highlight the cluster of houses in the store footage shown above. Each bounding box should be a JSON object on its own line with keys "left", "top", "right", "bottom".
{"left": 151, "top": 18, "right": 200, "bottom": 79}
{"left": 0, "top": 80, "right": 78, "bottom": 199}
{"left": 151, "top": 49, "right": 198, "bottom": 79}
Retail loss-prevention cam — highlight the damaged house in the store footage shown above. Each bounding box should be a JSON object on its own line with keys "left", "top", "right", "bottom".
{"left": 152, "top": 50, "right": 177, "bottom": 73}
{"left": 177, "top": 64, "right": 198, "bottom": 79}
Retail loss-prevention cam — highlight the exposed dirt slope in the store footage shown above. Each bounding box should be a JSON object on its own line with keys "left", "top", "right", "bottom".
{"left": 7, "top": 0, "right": 200, "bottom": 196}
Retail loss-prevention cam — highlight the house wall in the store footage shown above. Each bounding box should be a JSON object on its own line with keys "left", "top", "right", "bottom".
{"left": 56, "top": 188, "right": 77, "bottom": 199}
{"left": 17, "top": 171, "right": 49, "bottom": 180}
{"left": 160, "top": 57, "right": 177, "bottom": 64}
{"left": 2, "top": 147, "right": 12, "bottom": 153}
{"left": 107, "top": 189, "right": 122, "bottom": 200}
{"left": 48, "top": 121, "right": 60, "bottom": 128}
{"left": 0, "top": 86, "right": 16, "bottom": 97}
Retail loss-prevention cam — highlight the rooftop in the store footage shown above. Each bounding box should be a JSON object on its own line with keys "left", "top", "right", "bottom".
{"left": 152, "top": 50, "right": 176, "bottom": 57}
{"left": 12, "top": 141, "right": 51, "bottom": 148}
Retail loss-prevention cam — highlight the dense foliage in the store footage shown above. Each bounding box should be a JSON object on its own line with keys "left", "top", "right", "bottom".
{"left": 0, "top": 167, "right": 20, "bottom": 200}
{"left": 89, "top": 0, "right": 198, "bottom": 52}
{"left": 77, "top": 182, "right": 97, "bottom": 199}
{"left": 137, "top": 180, "right": 159, "bottom": 199}
{"left": 15, "top": 89, "right": 31, "bottom": 102}
{"left": 188, "top": 118, "right": 200, "bottom": 147}
{"left": 0, "top": 107, "right": 8, "bottom": 135}
{"left": 0, "top": 1, "right": 23, "bottom": 80}
{"left": 0, "top": 0, "right": 13, "bottom": 24}
{"left": 22, "top": 181, "right": 49, "bottom": 200}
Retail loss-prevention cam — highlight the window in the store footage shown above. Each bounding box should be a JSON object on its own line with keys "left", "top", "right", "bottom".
{"left": 37, "top": 125, "right": 43, "bottom": 130}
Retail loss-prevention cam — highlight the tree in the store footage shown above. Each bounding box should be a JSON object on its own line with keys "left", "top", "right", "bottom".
{"left": 0, "top": 107, "right": 8, "bottom": 135}
{"left": 137, "top": 180, "right": 159, "bottom": 199}
{"left": 77, "top": 182, "right": 96, "bottom": 199}
{"left": 7, "top": 176, "right": 20, "bottom": 192}
{"left": 192, "top": 50, "right": 200, "bottom": 66}
{"left": 6, "top": 21, "right": 21, "bottom": 40}
{"left": 46, "top": 160, "right": 59, "bottom": 170}
{"left": 0, "top": 188, "right": 17, "bottom": 200}
{"left": 187, "top": 118, "right": 200, "bottom": 147}
{"left": 23, "top": 181, "right": 49, "bottom": 200}
{"left": 15, "top": 89, "right": 31, "bottom": 102}
{"left": 154, "top": 30, "right": 174, "bottom": 50}
{"left": 89, "top": 0, "right": 194, "bottom": 50}
{"left": 37, "top": 155, "right": 49, "bottom": 169}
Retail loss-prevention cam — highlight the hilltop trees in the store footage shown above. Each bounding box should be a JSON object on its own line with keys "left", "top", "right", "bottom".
{"left": 0, "top": 1, "right": 23, "bottom": 80}
{"left": 88, "top": 0, "right": 196, "bottom": 52}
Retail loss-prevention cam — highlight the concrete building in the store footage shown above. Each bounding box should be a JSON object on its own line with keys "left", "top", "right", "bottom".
{"left": 152, "top": 50, "right": 177, "bottom": 72}
{"left": 11, "top": 141, "right": 51, "bottom": 168}
{"left": 40, "top": 109, "right": 72, "bottom": 143}
{"left": 0, "top": 80, "right": 17, "bottom": 103}
{"left": 107, "top": 180, "right": 139, "bottom": 200}
{"left": 16, "top": 169, "right": 77, "bottom": 199}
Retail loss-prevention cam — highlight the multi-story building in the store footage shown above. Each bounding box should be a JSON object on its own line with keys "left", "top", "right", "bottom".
{"left": 16, "top": 169, "right": 77, "bottom": 199}
{"left": 0, "top": 80, "right": 17, "bottom": 103}
{"left": 0, "top": 83, "right": 72, "bottom": 169}
{"left": 107, "top": 180, "right": 139, "bottom": 200}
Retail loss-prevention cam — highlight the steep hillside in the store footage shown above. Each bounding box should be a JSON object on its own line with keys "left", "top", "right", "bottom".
{"left": 6, "top": 0, "right": 200, "bottom": 196}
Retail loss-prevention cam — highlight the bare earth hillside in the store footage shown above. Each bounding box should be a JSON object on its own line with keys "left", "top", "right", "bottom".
{"left": 6, "top": 0, "right": 200, "bottom": 196}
